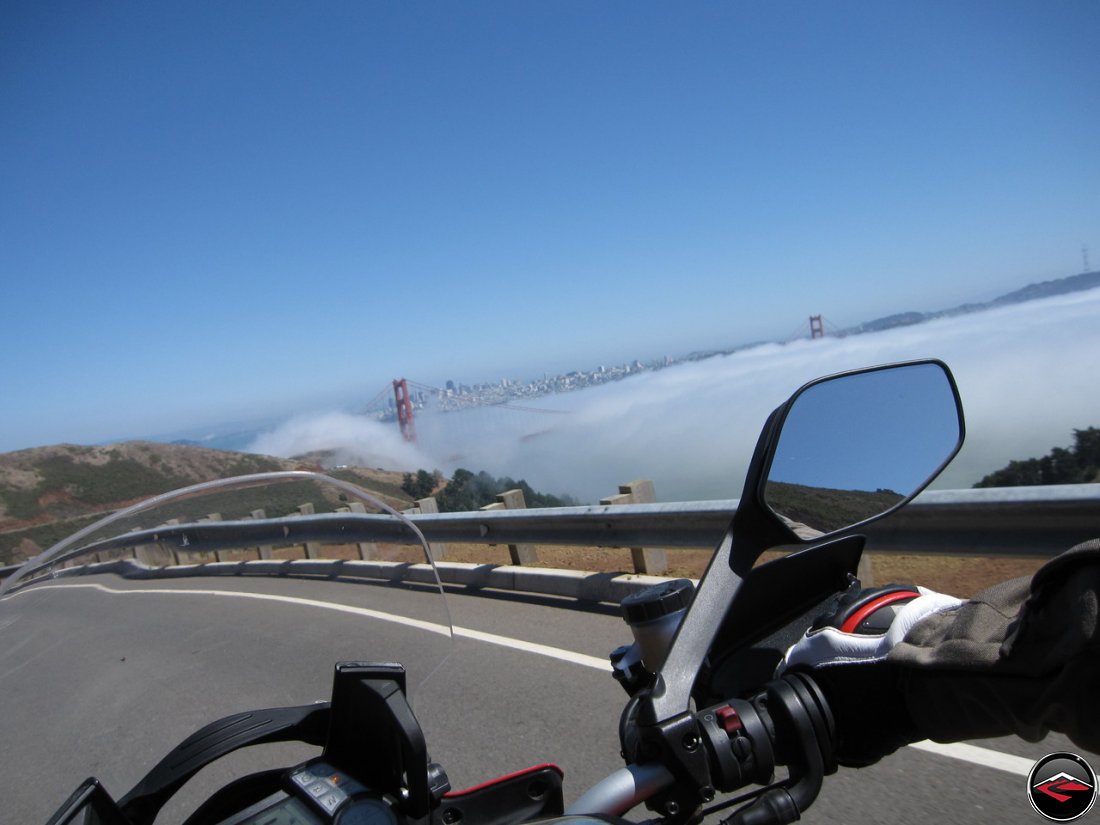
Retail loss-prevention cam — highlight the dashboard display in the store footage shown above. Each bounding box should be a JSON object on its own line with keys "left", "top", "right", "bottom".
{"left": 237, "top": 797, "right": 318, "bottom": 825}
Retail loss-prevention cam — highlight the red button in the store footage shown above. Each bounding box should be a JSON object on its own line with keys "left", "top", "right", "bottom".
{"left": 715, "top": 705, "right": 743, "bottom": 735}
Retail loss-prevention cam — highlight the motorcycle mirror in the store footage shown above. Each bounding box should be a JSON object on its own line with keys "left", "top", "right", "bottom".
{"left": 633, "top": 360, "right": 964, "bottom": 733}
{"left": 751, "top": 360, "right": 964, "bottom": 543}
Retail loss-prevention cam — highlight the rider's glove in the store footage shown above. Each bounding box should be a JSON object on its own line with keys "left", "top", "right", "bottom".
{"left": 777, "top": 584, "right": 963, "bottom": 767}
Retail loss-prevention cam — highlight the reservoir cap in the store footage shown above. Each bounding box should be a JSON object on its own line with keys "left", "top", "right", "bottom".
{"left": 620, "top": 578, "right": 695, "bottom": 624}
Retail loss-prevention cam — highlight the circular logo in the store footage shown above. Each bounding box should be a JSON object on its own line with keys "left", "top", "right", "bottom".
{"left": 1028, "top": 752, "right": 1097, "bottom": 822}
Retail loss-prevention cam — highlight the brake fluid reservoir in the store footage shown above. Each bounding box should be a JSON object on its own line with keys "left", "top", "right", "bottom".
{"left": 620, "top": 579, "right": 695, "bottom": 672}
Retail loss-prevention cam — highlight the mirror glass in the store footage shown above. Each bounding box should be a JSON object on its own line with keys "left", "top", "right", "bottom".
{"left": 763, "top": 362, "right": 961, "bottom": 537}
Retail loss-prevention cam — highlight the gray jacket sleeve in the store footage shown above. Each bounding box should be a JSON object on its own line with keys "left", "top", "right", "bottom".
{"left": 889, "top": 538, "right": 1100, "bottom": 752}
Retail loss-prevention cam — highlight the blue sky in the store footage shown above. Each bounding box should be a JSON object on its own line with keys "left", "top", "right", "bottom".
{"left": 2, "top": 2, "right": 1098, "bottom": 452}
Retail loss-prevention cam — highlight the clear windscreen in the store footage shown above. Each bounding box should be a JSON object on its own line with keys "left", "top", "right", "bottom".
{"left": 0, "top": 472, "right": 454, "bottom": 823}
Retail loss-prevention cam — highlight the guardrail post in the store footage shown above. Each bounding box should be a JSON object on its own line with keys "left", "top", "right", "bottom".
{"left": 347, "top": 502, "right": 378, "bottom": 560}
{"left": 602, "top": 480, "right": 669, "bottom": 575}
{"left": 161, "top": 518, "right": 182, "bottom": 565}
{"left": 201, "top": 513, "right": 233, "bottom": 562}
{"left": 129, "top": 526, "right": 150, "bottom": 566}
{"left": 415, "top": 497, "right": 447, "bottom": 561}
{"left": 250, "top": 509, "right": 273, "bottom": 559}
{"left": 132, "top": 523, "right": 173, "bottom": 568}
{"left": 481, "top": 490, "right": 538, "bottom": 565}
{"left": 298, "top": 503, "right": 321, "bottom": 559}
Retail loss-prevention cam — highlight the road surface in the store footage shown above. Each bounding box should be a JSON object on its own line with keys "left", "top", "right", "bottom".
{"left": 1, "top": 572, "right": 1092, "bottom": 824}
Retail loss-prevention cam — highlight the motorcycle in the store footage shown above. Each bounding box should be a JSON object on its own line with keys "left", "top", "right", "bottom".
{"left": 0, "top": 359, "right": 965, "bottom": 825}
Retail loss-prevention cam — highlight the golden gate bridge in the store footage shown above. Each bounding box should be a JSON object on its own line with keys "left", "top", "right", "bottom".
{"left": 362, "top": 378, "right": 570, "bottom": 444}
{"left": 367, "top": 316, "right": 832, "bottom": 444}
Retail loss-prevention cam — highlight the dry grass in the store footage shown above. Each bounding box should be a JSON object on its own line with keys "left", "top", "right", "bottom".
{"left": 434, "top": 543, "right": 1045, "bottom": 598}
{"left": 861, "top": 552, "right": 1045, "bottom": 597}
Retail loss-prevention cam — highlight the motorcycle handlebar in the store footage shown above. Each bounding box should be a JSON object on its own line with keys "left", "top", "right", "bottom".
{"left": 569, "top": 673, "right": 835, "bottom": 823}
{"left": 563, "top": 762, "right": 676, "bottom": 817}
{"left": 699, "top": 673, "right": 836, "bottom": 825}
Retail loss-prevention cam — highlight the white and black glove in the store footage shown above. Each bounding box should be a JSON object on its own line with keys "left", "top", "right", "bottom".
{"left": 777, "top": 584, "right": 963, "bottom": 766}
{"left": 779, "top": 586, "right": 963, "bottom": 671}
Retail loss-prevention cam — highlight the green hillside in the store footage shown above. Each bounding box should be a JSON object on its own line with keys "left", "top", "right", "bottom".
{"left": 975, "top": 427, "right": 1100, "bottom": 487}
{"left": 0, "top": 442, "right": 414, "bottom": 566}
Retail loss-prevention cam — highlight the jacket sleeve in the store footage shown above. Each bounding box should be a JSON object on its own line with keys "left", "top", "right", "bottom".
{"left": 889, "top": 538, "right": 1100, "bottom": 752}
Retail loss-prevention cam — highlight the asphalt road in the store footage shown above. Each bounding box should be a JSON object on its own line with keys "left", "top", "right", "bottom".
{"left": 1, "top": 573, "right": 1095, "bottom": 824}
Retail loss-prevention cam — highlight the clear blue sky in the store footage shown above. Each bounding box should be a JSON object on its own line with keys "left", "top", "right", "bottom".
{"left": 2, "top": 1, "right": 1098, "bottom": 452}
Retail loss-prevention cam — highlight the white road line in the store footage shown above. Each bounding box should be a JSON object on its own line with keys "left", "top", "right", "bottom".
{"left": 8, "top": 582, "right": 610, "bottom": 670}
{"left": 14, "top": 581, "right": 1035, "bottom": 777}
{"left": 453, "top": 626, "right": 609, "bottom": 670}
{"left": 21, "top": 581, "right": 453, "bottom": 635}
{"left": 908, "top": 740, "right": 1035, "bottom": 775}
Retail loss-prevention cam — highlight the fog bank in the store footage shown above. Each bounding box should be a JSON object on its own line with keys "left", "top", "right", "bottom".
{"left": 249, "top": 289, "right": 1100, "bottom": 503}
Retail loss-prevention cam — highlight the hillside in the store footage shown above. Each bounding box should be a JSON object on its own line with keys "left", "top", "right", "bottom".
{"left": 0, "top": 442, "right": 414, "bottom": 565}
{"left": 974, "top": 427, "right": 1100, "bottom": 487}
{"left": 764, "top": 481, "right": 904, "bottom": 534}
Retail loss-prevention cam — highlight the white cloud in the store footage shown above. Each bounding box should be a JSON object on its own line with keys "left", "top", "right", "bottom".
{"left": 249, "top": 289, "right": 1100, "bottom": 503}
{"left": 247, "top": 411, "right": 434, "bottom": 473}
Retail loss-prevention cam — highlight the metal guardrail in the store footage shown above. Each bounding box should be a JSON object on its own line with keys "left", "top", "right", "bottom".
{"left": 3, "top": 485, "right": 1099, "bottom": 584}
{"left": 860, "top": 485, "right": 1100, "bottom": 557}
{"left": 407, "top": 484, "right": 1100, "bottom": 558}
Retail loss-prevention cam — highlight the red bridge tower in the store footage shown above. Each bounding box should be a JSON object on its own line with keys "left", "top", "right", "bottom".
{"left": 393, "top": 378, "right": 417, "bottom": 443}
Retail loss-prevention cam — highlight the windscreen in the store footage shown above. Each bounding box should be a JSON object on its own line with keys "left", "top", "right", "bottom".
{"left": 0, "top": 472, "right": 454, "bottom": 823}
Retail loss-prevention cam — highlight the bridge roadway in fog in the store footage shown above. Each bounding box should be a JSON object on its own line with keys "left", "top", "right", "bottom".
{"left": 1, "top": 574, "right": 1092, "bottom": 824}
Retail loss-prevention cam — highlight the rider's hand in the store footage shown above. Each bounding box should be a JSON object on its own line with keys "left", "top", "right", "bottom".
{"left": 777, "top": 584, "right": 963, "bottom": 766}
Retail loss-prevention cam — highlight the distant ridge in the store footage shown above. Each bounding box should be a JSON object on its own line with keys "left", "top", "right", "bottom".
{"left": 843, "top": 270, "right": 1100, "bottom": 336}
{"left": 990, "top": 270, "right": 1100, "bottom": 306}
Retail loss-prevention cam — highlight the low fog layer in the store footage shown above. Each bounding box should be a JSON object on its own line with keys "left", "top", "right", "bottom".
{"left": 248, "top": 411, "right": 437, "bottom": 474}
{"left": 249, "top": 289, "right": 1100, "bottom": 503}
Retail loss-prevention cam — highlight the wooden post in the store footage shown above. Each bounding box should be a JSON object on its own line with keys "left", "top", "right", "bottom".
{"left": 160, "top": 518, "right": 182, "bottom": 565}
{"left": 298, "top": 503, "right": 321, "bottom": 559}
{"left": 480, "top": 489, "right": 538, "bottom": 565}
{"left": 601, "top": 480, "right": 668, "bottom": 575}
{"left": 251, "top": 509, "right": 272, "bottom": 560}
{"left": 415, "top": 496, "right": 447, "bottom": 561}
{"left": 201, "top": 513, "right": 233, "bottom": 562}
{"left": 129, "top": 527, "right": 152, "bottom": 566}
{"left": 347, "top": 502, "right": 378, "bottom": 560}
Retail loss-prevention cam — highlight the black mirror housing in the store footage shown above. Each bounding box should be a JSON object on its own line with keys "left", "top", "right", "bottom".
{"left": 732, "top": 359, "right": 964, "bottom": 564}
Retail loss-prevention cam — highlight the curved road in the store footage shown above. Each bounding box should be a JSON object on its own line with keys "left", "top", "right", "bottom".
{"left": 1, "top": 573, "right": 1093, "bottom": 824}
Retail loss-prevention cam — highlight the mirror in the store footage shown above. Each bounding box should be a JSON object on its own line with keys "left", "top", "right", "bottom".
{"left": 763, "top": 361, "right": 962, "bottom": 537}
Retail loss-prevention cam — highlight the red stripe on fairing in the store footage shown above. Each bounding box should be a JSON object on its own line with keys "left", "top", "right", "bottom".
{"left": 443, "top": 764, "right": 564, "bottom": 798}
